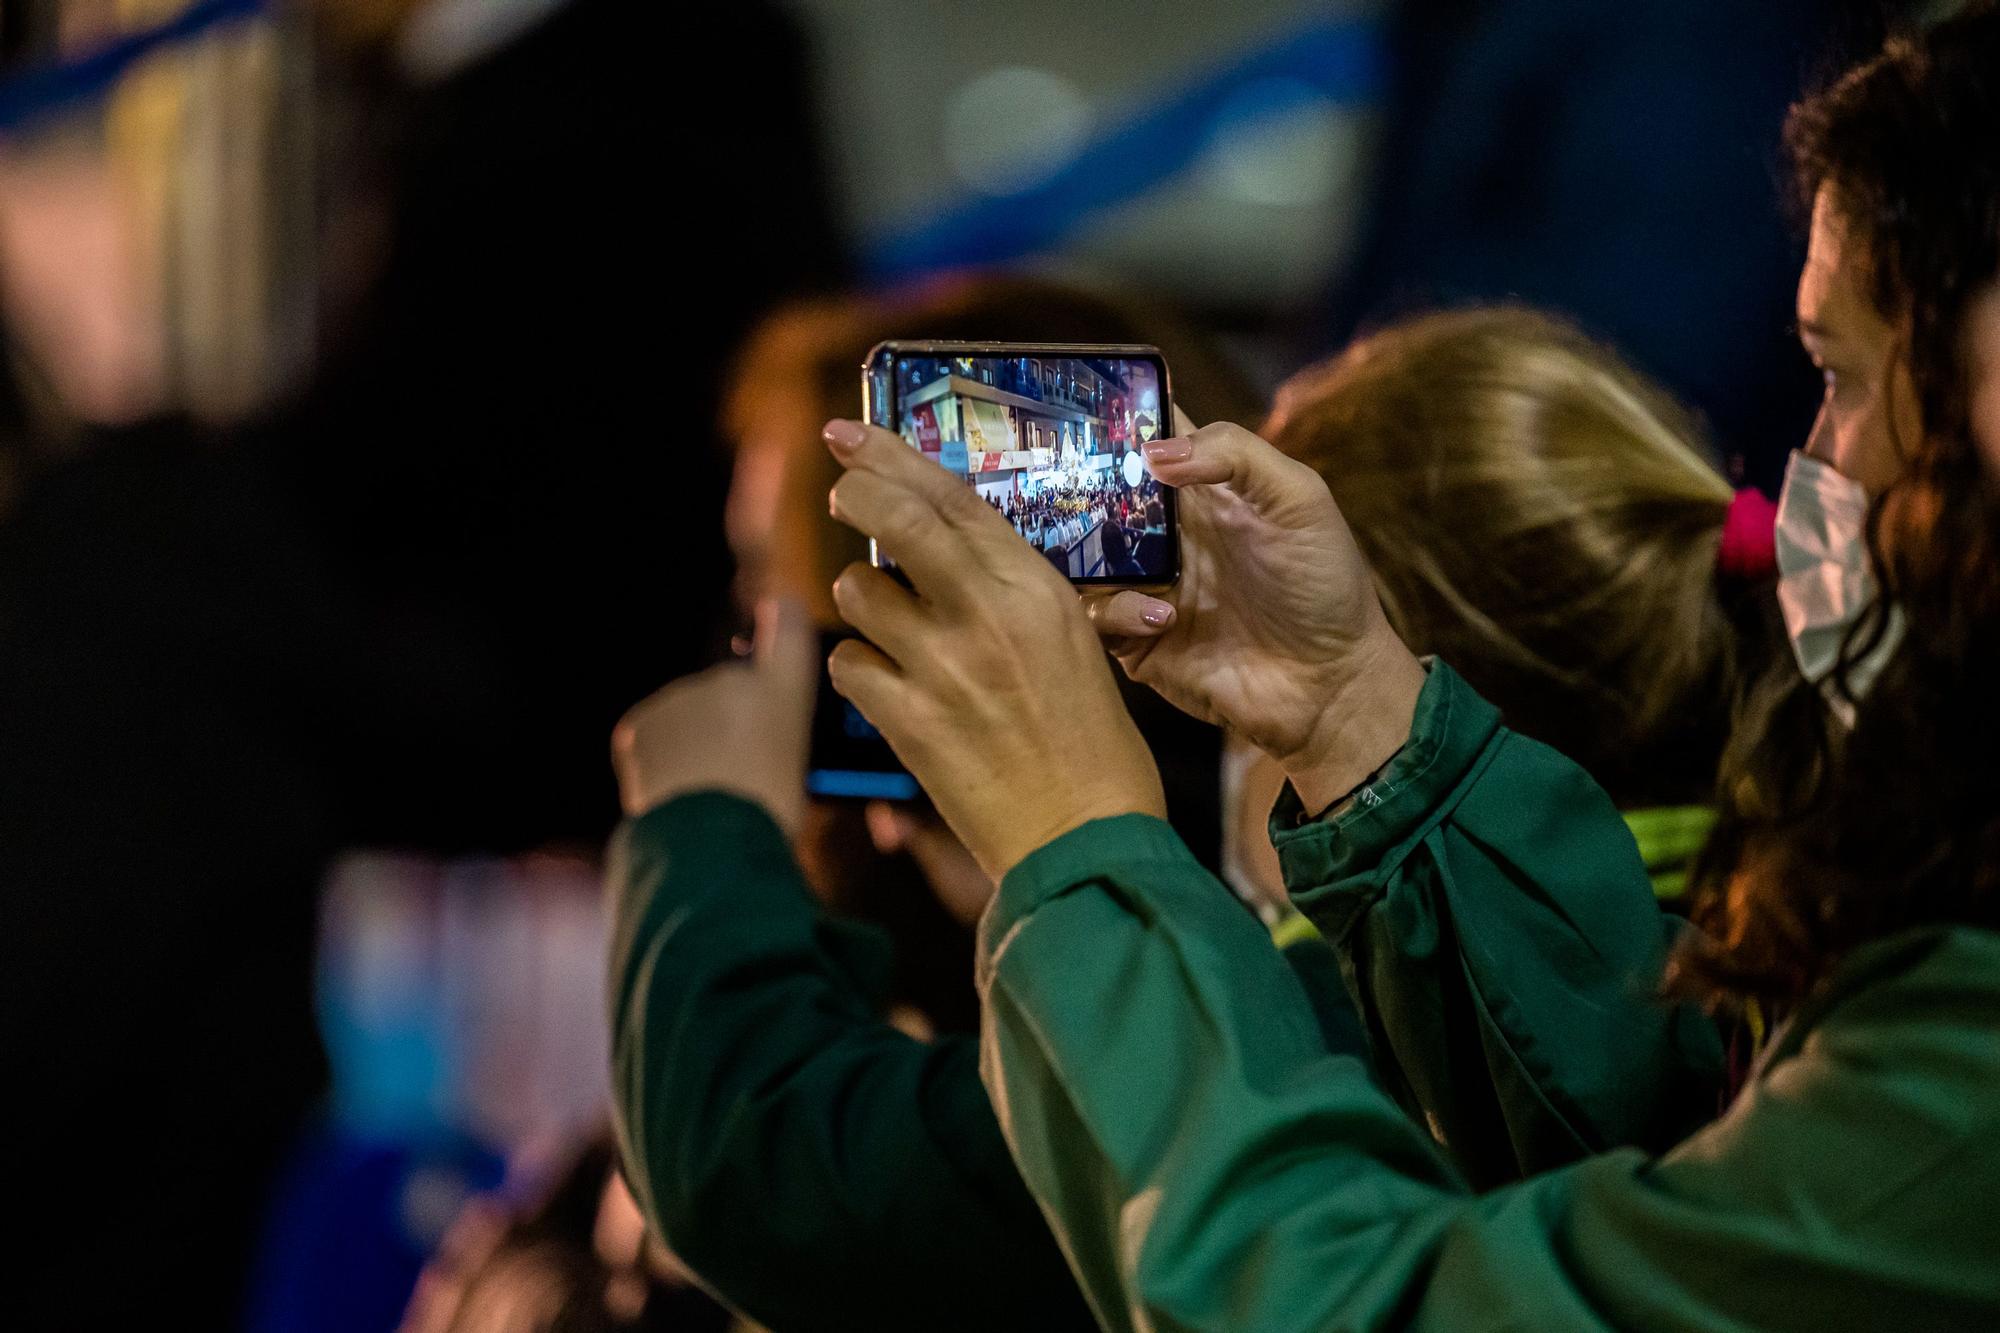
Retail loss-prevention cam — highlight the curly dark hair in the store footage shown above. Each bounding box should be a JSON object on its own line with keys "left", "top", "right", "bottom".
{"left": 1674, "top": 2, "right": 2000, "bottom": 1006}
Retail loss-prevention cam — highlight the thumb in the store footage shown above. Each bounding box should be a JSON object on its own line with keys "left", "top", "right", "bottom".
{"left": 1083, "top": 589, "right": 1177, "bottom": 641}
{"left": 1142, "top": 421, "right": 1322, "bottom": 505}
{"left": 1171, "top": 404, "right": 1198, "bottom": 438}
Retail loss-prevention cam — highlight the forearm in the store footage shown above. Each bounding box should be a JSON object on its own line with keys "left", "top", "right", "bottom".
{"left": 608, "top": 792, "right": 1095, "bottom": 1331}
{"left": 979, "top": 815, "right": 1471, "bottom": 1330}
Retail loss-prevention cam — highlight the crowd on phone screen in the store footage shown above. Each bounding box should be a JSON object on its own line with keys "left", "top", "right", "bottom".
{"left": 990, "top": 473, "right": 1165, "bottom": 564}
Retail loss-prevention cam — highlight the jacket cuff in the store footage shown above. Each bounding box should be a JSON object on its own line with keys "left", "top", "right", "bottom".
{"left": 620, "top": 785, "right": 793, "bottom": 856}
{"left": 611, "top": 790, "right": 805, "bottom": 921}
{"left": 982, "top": 813, "right": 1194, "bottom": 963}
{"left": 1268, "top": 662, "right": 1503, "bottom": 919}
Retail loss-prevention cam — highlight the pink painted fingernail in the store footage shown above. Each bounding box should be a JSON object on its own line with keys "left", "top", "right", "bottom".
{"left": 1139, "top": 598, "right": 1175, "bottom": 627}
{"left": 1143, "top": 437, "right": 1192, "bottom": 464}
{"left": 823, "top": 419, "right": 867, "bottom": 451}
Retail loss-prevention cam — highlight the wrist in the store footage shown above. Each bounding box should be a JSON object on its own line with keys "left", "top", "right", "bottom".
{"left": 985, "top": 777, "right": 1167, "bottom": 883}
{"left": 620, "top": 766, "right": 805, "bottom": 838}
{"left": 1277, "top": 631, "right": 1425, "bottom": 815}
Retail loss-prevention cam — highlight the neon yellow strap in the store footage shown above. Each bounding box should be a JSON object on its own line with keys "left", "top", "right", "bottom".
{"left": 1270, "top": 909, "right": 1323, "bottom": 950}
{"left": 1621, "top": 804, "right": 1718, "bottom": 900}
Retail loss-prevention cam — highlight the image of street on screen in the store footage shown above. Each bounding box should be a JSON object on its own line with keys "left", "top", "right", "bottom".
{"left": 888, "top": 351, "right": 1175, "bottom": 583}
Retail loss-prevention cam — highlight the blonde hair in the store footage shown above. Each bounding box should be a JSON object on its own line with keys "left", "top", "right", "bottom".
{"left": 1271, "top": 307, "right": 1749, "bottom": 807}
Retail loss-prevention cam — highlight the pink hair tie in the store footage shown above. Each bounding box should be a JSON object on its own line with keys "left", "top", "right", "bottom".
{"left": 1717, "top": 487, "right": 1778, "bottom": 579}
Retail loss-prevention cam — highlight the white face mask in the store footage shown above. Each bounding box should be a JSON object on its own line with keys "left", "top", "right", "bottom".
{"left": 1773, "top": 450, "right": 1905, "bottom": 722}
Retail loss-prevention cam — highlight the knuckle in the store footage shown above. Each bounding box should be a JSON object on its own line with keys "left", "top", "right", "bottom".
{"left": 1289, "top": 453, "right": 1336, "bottom": 495}
{"left": 988, "top": 561, "right": 1043, "bottom": 601}
{"left": 1204, "top": 421, "right": 1262, "bottom": 456}
{"left": 937, "top": 480, "right": 985, "bottom": 521}
{"left": 996, "top": 569, "right": 1066, "bottom": 621}
{"left": 826, "top": 638, "right": 868, "bottom": 682}
{"left": 830, "top": 562, "right": 867, "bottom": 607}
{"left": 883, "top": 489, "right": 938, "bottom": 540}
{"left": 618, "top": 683, "right": 679, "bottom": 741}
{"left": 827, "top": 472, "right": 856, "bottom": 518}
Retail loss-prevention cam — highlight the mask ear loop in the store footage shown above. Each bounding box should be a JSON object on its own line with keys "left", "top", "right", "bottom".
{"left": 1827, "top": 331, "right": 1921, "bottom": 717}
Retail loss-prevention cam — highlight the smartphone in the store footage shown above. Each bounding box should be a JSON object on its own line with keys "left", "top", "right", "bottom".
{"left": 807, "top": 630, "right": 920, "bottom": 801}
{"left": 861, "top": 341, "right": 1179, "bottom": 586}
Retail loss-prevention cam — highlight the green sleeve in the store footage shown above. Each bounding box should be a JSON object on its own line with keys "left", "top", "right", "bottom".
{"left": 1271, "top": 662, "right": 1723, "bottom": 1184}
{"left": 980, "top": 818, "right": 2000, "bottom": 1332}
{"left": 606, "top": 792, "right": 1097, "bottom": 1332}
{"left": 1276, "top": 927, "right": 1373, "bottom": 1063}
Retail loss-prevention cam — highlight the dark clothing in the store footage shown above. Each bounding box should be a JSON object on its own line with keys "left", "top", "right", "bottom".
{"left": 0, "top": 428, "right": 399, "bottom": 1324}
{"left": 267, "top": 0, "right": 846, "bottom": 848}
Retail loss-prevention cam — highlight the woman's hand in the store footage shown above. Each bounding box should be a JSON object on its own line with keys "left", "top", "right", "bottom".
{"left": 1087, "top": 415, "right": 1426, "bottom": 813}
{"left": 820, "top": 420, "right": 1166, "bottom": 883}
{"left": 610, "top": 599, "right": 816, "bottom": 833}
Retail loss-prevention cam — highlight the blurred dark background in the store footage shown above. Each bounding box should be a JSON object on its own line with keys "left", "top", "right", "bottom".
{"left": 0, "top": 0, "right": 1911, "bottom": 1327}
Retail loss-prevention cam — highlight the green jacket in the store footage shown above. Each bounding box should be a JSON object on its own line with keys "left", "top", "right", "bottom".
{"left": 981, "top": 662, "right": 2000, "bottom": 1330}
{"left": 1270, "top": 662, "right": 1725, "bottom": 1185}
{"left": 606, "top": 794, "right": 1361, "bottom": 1331}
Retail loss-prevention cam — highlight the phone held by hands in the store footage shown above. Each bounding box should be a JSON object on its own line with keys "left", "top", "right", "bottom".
{"left": 861, "top": 341, "right": 1180, "bottom": 586}
{"left": 808, "top": 630, "right": 920, "bottom": 801}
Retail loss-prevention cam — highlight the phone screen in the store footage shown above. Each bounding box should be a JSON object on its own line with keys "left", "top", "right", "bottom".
{"left": 868, "top": 347, "right": 1177, "bottom": 585}
{"left": 807, "top": 632, "right": 920, "bottom": 801}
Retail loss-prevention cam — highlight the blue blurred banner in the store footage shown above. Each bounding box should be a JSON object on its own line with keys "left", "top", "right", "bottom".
{"left": 0, "top": 0, "right": 266, "bottom": 132}
{"left": 864, "top": 17, "right": 1384, "bottom": 280}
